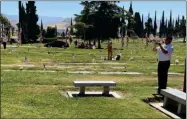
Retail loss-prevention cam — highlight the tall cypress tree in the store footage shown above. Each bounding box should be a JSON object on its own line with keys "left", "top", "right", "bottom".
{"left": 18, "top": 1, "right": 21, "bottom": 31}
{"left": 159, "top": 21, "right": 162, "bottom": 38}
{"left": 172, "top": 18, "right": 175, "bottom": 36}
{"left": 41, "top": 19, "right": 43, "bottom": 31}
{"left": 70, "top": 17, "right": 74, "bottom": 35}
{"left": 145, "top": 17, "right": 153, "bottom": 37}
{"left": 167, "top": 10, "right": 173, "bottom": 36}
{"left": 55, "top": 25, "right": 57, "bottom": 37}
{"left": 141, "top": 14, "right": 144, "bottom": 37}
{"left": 134, "top": 12, "right": 141, "bottom": 37}
{"left": 18, "top": 3, "right": 28, "bottom": 44}
{"left": 153, "top": 11, "right": 157, "bottom": 36}
{"left": 159, "top": 11, "right": 165, "bottom": 37}
{"left": 165, "top": 19, "right": 168, "bottom": 37}
{"left": 180, "top": 16, "right": 186, "bottom": 42}
{"left": 127, "top": 1, "right": 133, "bottom": 37}
{"left": 26, "top": 1, "right": 38, "bottom": 42}
{"left": 120, "top": 6, "right": 126, "bottom": 38}
{"left": 175, "top": 18, "right": 180, "bottom": 37}
{"left": 148, "top": 13, "right": 150, "bottom": 19}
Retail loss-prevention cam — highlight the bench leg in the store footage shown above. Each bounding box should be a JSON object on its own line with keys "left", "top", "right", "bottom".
{"left": 79, "top": 86, "right": 85, "bottom": 95}
{"left": 163, "top": 97, "right": 168, "bottom": 108}
{"left": 177, "top": 104, "right": 182, "bottom": 115}
{"left": 103, "top": 86, "right": 110, "bottom": 95}
{"left": 177, "top": 104, "right": 186, "bottom": 115}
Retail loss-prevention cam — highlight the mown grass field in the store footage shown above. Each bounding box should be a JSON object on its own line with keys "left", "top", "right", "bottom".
{"left": 1, "top": 38, "right": 186, "bottom": 118}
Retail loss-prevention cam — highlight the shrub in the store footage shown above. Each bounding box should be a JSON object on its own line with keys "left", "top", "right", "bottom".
{"left": 43, "top": 38, "right": 57, "bottom": 43}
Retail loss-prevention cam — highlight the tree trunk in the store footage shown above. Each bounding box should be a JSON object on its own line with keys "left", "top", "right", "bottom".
{"left": 98, "top": 37, "right": 101, "bottom": 49}
{"left": 93, "top": 39, "right": 96, "bottom": 46}
{"left": 84, "top": 30, "right": 85, "bottom": 42}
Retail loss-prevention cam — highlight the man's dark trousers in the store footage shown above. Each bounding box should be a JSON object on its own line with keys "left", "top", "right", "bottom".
{"left": 157, "top": 61, "right": 170, "bottom": 94}
{"left": 3, "top": 42, "right": 6, "bottom": 49}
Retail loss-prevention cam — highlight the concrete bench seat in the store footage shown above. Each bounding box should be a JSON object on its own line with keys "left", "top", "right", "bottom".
{"left": 73, "top": 81, "right": 116, "bottom": 95}
{"left": 161, "top": 88, "right": 186, "bottom": 115}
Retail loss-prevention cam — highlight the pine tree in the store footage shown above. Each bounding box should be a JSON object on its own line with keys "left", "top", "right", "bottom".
{"left": 153, "top": 11, "right": 157, "bottom": 36}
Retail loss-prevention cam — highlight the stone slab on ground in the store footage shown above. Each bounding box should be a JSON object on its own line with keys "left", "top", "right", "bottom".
{"left": 68, "top": 71, "right": 95, "bottom": 74}
{"left": 1, "top": 64, "right": 35, "bottom": 67}
{"left": 112, "top": 67, "right": 125, "bottom": 69}
{"left": 4, "top": 45, "right": 36, "bottom": 48}
{"left": 171, "top": 64, "right": 185, "bottom": 66}
{"left": 66, "top": 91, "right": 121, "bottom": 99}
{"left": 59, "top": 62, "right": 127, "bottom": 65}
{"left": 2, "top": 70, "right": 144, "bottom": 75}
{"left": 2, "top": 70, "right": 56, "bottom": 72}
{"left": 149, "top": 102, "right": 182, "bottom": 119}
{"left": 99, "top": 72, "right": 143, "bottom": 75}
{"left": 152, "top": 72, "right": 183, "bottom": 75}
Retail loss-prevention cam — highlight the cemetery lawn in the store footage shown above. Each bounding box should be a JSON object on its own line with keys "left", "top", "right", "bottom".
{"left": 1, "top": 39, "right": 185, "bottom": 118}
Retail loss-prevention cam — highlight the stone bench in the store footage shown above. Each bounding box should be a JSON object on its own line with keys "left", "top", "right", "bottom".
{"left": 161, "top": 88, "right": 186, "bottom": 115}
{"left": 73, "top": 81, "right": 116, "bottom": 95}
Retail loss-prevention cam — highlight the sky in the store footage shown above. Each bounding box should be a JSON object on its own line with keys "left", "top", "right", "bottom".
{"left": 1, "top": 1, "right": 186, "bottom": 20}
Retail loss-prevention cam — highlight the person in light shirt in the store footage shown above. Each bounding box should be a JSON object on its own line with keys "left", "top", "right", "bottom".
{"left": 153, "top": 36, "right": 174, "bottom": 94}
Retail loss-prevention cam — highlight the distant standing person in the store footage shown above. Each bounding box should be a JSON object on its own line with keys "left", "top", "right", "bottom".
{"left": 74, "top": 39, "right": 78, "bottom": 47}
{"left": 121, "top": 37, "right": 124, "bottom": 48}
{"left": 153, "top": 36, "right": 174, "bottom": 94}
{"left": 2, "top": 34, "right": 7, "bottom": 49}
{"left": 108, "top": 41, "right": 113, "bottom": 60}
{"left": 40, "top": 32, "right": 43, "bottom": 43}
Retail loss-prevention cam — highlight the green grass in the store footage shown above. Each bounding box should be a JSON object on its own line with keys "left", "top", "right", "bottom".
{"left": 1, "top": 39, "right": 185, "bottom": 118}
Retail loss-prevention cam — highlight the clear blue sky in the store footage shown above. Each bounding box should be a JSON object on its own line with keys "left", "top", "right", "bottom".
{"left": 1, "top": 1, "right": 186, "bottom": 19}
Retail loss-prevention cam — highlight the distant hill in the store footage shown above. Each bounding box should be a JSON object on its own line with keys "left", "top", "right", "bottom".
{"left": 4, "top": 14, "right": 160, "bottom": 32}
{"left": 3, "top": 14, "right": 75, "bottom": 31}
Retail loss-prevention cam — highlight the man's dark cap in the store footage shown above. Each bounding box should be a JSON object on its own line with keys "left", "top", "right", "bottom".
{"left": 166, "top": 36, "right": 173, "bottom": 41}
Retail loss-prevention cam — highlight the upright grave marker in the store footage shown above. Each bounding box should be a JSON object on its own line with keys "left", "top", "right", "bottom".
{"left": 72, "top": 53, "right": 75, "bottom": 60}
{"left": 24, "top": 56, "right": 28, "bottom": 65}
{"left": 43, "top": 64, "right": 46, "bottom": 71}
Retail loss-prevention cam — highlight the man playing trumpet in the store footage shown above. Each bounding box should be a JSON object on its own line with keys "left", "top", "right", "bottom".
{"left": 153, "top": 36, "right": 174, "bottom": 94}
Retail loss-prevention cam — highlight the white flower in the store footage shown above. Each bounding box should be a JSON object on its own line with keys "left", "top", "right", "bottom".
{"left": 175, "top": 59, "right": 179, "bottom": 64}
